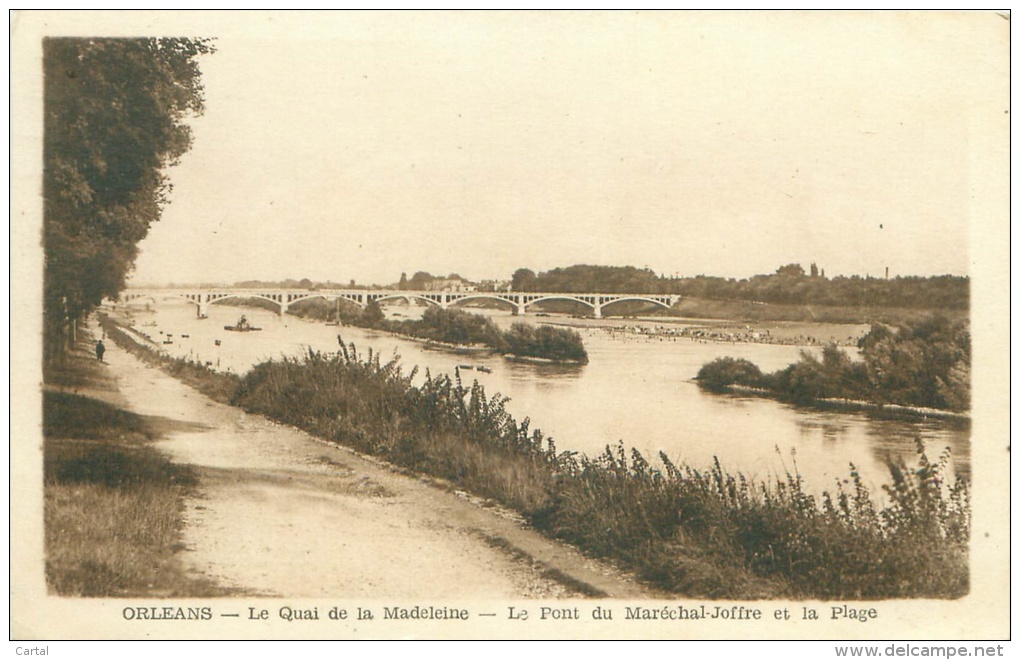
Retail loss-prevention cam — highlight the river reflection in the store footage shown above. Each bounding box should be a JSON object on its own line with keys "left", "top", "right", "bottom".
{"left": 121, "top": 301, "right": 970, "bottom": 498}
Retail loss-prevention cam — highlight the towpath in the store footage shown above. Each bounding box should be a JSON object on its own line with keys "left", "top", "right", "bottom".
{"left": 98, "top": 324, "right": 659, "bottom": 599}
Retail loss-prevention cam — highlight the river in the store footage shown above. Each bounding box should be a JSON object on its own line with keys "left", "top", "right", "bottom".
{"left": 119, "top": 300, "right": 970, "bottom": 499}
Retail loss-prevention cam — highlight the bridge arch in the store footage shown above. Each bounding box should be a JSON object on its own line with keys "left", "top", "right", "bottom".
{"left": 207, "top": 292, "right": 288, "bottom": 312}
{"left": 521, "top": 295, "right": 597, "bottom": 312}
{"left": 122, "top": 293, "right": 200, "bottom": 308}
{"left": 445, "top": 294, "right": 520, "bottom": 312}
{"left": 369, "top": 293, "right": 443, "bottom": 307}
{"left": 284, "top": 292, "right": 366, "bottom": 308}
{"left": 598, "top": 296, "right": 676, "bottom": 312}
{"left": 283, "top": 292, "right": 326, "bottom": 307}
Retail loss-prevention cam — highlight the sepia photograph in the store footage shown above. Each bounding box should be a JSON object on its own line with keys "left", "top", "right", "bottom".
{"left": 10, "top": 9, "right": 1011, "bottom": 646}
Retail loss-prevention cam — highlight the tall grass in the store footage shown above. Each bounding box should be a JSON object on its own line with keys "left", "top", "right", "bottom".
{"left": 230, "top": 340, "right": 969, "bottom": 599}
{"left": 545, "top": 444, "right": 968, "bottom": 598}
{"left": 233, "top": 344, "right": 559, "bottom": 516}
{"left": 46, "top": 463, "right": 195, "bottom": 596}
{"left": 44, "top": 388, "right": 230, "bottom": 597}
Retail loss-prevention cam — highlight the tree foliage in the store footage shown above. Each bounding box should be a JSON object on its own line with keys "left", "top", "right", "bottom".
{"left": 410, "top": 306, "right": 505, "bottom": 347}
{"left": 502, "top": 323, "right": 588, "bottom": 363}
{"left": 44, "top": 37, "right": 214, "bottom": 358}
{"left": 508, "top": 263, "right": 969, "bottom": 310}
{"left": 668, "top": 271, "right": 968, "bottom": 310}
{"left": 857, "top": 316, "right": 971, "bottom": 411}
{"left": 775, "top": 263, "right": 806, "bottom": 278}
{"left": 361, "top": 300, "right": 386, "bottom": 328}
{"left": 511, "top": 268, "right": 537, "bottom": 292}
{"left": 512, "top": 265, "right": 659, "bottom": 293}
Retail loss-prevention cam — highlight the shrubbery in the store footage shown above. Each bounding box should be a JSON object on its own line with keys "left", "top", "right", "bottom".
{"left": 287, "top": 299, "right": 588, "bottom": 364}
{"left": 695, "top": 357, "right": 764, "bottom": 392}
{"left": 403, "top": 306, "right": 506, "bottom": 348}
{"left": 697, "top": 316, "right": 970, "bottom": 412}
{"left": 502, "top": 323, "right": 589, "bottom": 363}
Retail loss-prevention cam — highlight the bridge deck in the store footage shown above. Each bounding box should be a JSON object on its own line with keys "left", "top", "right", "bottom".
{"left": 121, "top": 288, "right": 681, "bottom": 317}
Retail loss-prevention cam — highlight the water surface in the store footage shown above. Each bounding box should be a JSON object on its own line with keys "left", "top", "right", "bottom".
{"left": 123, "top": 301, "right": 969, "bottom": 498}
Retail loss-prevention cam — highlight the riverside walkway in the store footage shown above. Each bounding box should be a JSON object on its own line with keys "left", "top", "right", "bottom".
{"left": 98, "top": 321, "right": 659, "bottom": 599}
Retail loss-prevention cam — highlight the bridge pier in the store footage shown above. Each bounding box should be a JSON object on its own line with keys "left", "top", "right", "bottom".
{"left": 279, "top": 300, "right": 289, "bottom": 315}
{"left": 197, "top": 293, "right": 209, "bottom": 318}
{"left": 592, "top": 304, "right": 602, "bottom": 319}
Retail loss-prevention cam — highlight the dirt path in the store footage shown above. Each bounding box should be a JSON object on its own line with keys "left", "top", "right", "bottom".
{"left": 98, "top": 326, "right": 659, "bottom": 599}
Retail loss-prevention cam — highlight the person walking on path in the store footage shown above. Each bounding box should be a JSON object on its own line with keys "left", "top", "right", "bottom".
{"left": 95, "top": 339, "right": 106, "bottom": 363}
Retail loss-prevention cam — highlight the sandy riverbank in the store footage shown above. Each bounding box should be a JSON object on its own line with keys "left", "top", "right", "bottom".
{"left": 95, "top": 320, "right": 657, "bottom": 599}
{"left": 539, "top": 315, "right": 869, "bottom": 347}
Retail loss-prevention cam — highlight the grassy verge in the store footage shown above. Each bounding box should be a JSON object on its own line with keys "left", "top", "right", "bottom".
{"left": 103, "top": 316, "right": 970, "bottom": 599}
{"left": 44, "top": 337, "right": 231, "bottom": 597}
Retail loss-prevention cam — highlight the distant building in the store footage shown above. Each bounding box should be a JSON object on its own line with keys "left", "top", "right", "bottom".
{"left": 478, "top": 279, "right": 512, "bottom": 293}
{"left": 425, "top": 278, "right": 477, "bottom": 293}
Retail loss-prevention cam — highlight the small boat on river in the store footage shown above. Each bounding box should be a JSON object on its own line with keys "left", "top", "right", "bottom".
{"left": 224, "top": 315, "right": 262, "bottom": 332}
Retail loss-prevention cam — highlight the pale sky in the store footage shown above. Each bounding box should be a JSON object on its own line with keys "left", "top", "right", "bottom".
{"left": 118, "top": 11, "right": 1008, "bottom": 287}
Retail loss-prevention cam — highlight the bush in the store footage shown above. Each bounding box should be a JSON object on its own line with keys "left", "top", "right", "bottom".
{"left": 503, "top": 323, "right": 588, "bottom": 363}
{"left": 288, "top": 301, "right": 587, "bottom": 363}
{"left": 696, "top": 357, "right": 764, "bottom": 391}
{"left": 698, "top": 316, "right": 969, "bottom": 412}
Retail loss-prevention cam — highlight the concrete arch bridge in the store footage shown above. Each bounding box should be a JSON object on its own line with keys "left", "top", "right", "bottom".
{"left": 120, "top": 288, "right": 681, "bottom": 319}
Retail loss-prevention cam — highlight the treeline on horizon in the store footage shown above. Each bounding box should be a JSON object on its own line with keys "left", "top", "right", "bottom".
{"left": 509, "top": 264, "right": 969, "bottom": 310}
{"left": 223, "top": 263, "right": 968, "bottom": 312}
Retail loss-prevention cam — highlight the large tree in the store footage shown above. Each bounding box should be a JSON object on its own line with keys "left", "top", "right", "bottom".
{"left": 43, "top": 37, "right": 214, "bottom": 359}
{"left": 510, "top": 268, "right": 536, "bottom": 292}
